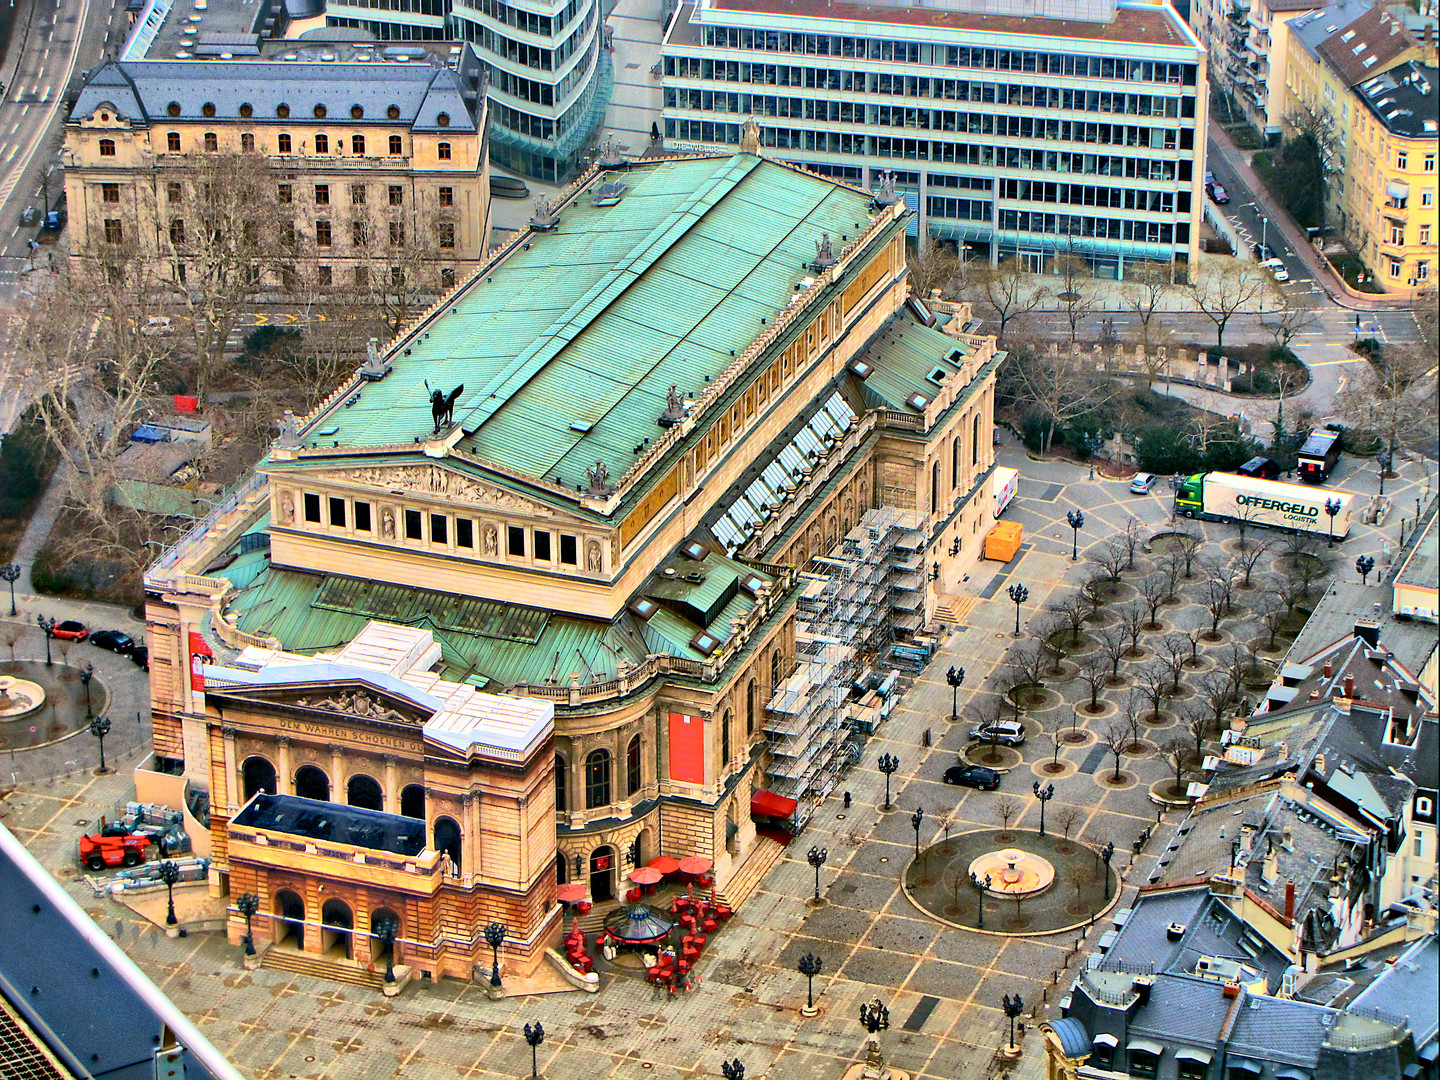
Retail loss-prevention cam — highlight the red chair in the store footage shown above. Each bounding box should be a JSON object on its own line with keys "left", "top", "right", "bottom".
{"left": 625, "top": 888, "right": 642, "bottom": 903}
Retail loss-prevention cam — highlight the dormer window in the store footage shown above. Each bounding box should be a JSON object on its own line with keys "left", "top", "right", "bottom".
{"left": 167, "top": 101, "right": 181, "bottom": 117}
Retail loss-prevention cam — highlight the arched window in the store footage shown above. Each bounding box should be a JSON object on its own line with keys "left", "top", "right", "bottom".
{"left": 351, "top": 134, "right": 365, "bottom": 155}
{"left": 314, "top": 133, "right": 329, "bottom": 154}
{"left": 347, "top": 774, "right": 383, "bottom": 811}
{"left": 99, "top": 139, "right": 116, "bottom": 156}
{"left": 241, "top": 756, "right": 276, "bottom": 801}
{"left": 972, "top": 413, "right": 981, "bottom": 465}
{"left": 584, "top": 750, "right": 611, "bottom": 809}
{"left": 952, "top": 434, "right": 960, "bottom": 489}
{"left": 555, "top": 851, "right": 568, "bottom": 884}
{"left": 746, "top": 680, "right": 756, "bottom": 736}
{"left": 722, "top": 709, "right": 732, "bottom": 766}
{"left": 554, "top": 754, "right": 567, "bottom": 813}
{"left": 400, "top": 784, "right": 425, "bottom": 820}
{"left": 433, "top": 817, "right": 461, "bottom": 867}
{"left": 240, "top": 132, "right": 254, "bottom": 152}
{"left": 294, "top": 764, "right": 329, "bottom": 801}
{"left": 931, "top": 460, "right": 940, "bottom": 513}
{"left": 771, "top": 650, "right": 783, "bottom": 689}
{"left": 626, "top": 736, "right": 641, "bottom": 796}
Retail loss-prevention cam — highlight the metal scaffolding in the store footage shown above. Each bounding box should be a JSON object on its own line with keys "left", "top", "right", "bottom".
{"left": 763, "top": 507, "right": 923, "bottom": 823}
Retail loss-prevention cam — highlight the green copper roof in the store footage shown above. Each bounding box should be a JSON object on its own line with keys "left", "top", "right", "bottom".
{"left": 298, "top": 153, "right": 877, "bottom": 489}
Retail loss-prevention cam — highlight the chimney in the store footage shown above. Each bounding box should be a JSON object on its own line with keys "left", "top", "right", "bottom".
{"left": 1241, "top": 822, "right": 1256, "bottom": 854}
{"left": 1263, "top": 841, "right": 1279, "bottom": 885}
{"left": 1354, "top": 621, "right": 1380, "bottom": 647}
{"left": 1315, "top": 752, "right": 1327, "bottom": 775}
{"left": 1285, "top": 880, "right": 1296, "bottom": 921}
{"left": 1323, "top": 661, "right": 1332, "bottom": 678}
{"left": 1133, "top": 975, "right": 1154, "bottom": 1005}
{"left": 1343, "top": 674, "right": 1355, "bottom": 698}
{"left": 1283, "top": 824, "right": 1294, "bottom": 851}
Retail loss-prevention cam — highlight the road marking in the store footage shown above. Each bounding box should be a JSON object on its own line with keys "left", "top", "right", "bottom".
{"left": 3, "top": 146, "right": 16, "bottom": 163}
{"left": 1308, "top": 357, "right": 1363, "bottom": 365}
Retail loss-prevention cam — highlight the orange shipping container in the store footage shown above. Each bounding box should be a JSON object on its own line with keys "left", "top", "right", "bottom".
{"left": 984, "top": 520, "right": 1023, "bottom": 562}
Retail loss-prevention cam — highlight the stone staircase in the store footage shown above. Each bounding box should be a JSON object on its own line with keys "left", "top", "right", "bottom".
{"left": 934, "top": 594, "right": 976, "bottom": 626}
{"left": 263, "top": 946, "right": 387, "bottom": 990}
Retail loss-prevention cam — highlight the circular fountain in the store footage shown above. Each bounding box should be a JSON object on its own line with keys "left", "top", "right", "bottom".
{"left": 0, "top": 676, "right": 45, "bottom": 721}
{"left": 967, "top": 847, "right": 1055, "bottom": 898}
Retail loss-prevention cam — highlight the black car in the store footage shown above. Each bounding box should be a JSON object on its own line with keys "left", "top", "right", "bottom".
{"left": 943, "top": 764, "right": 1002, "bottom": 790}
{"left": 90, "top": 629, "right": 135, "bottom": 654}
{"left": 129, "top": 646, "right": 149, "bottom": 671}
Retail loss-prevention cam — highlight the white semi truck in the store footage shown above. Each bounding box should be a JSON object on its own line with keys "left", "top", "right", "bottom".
{"left": 1174, "top": 472, "right": 1356, "bottom": 539}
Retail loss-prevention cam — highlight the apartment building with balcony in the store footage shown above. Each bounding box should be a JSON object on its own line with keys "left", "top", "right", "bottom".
{"left": 659, "top": 0, "right": 1208, "bottom": 279}
{"left": 1191, "top": 0, "right": 1321, "bottom": 140}
{"left": 63, "top": 58, "right": 491, "bottom": 288}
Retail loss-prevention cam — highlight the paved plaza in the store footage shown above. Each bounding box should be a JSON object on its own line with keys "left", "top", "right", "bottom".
{"left": 0, "top": 443, "right": 1428, "bottom": 1080}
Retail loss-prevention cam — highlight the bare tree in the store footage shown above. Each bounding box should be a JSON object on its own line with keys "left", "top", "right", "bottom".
{"left": 1030, "top": 615, "right": 1069, "bottom": 676}
{"left": 909, "top": 238, "right": 964, "bottom": 299}
{"left": 1138, "top": 574, "right": 1169, "bottom": 628}
{"left": 1137, "top": 661, "right": 1171, "bottom": 722}
{"left": 1183, "top": 701, "right": 1214, "bottom": 759}
{"left": 1221, "top": 643, "right": 1257, "bottom": 702}
{"left": 1334, "top": 346, "right": 1437, "bottom": 463}
{"left": 1232, "top": 504, "right": 1263, "bottom": 552}
{"left": 1157, "top": 552, "right": 1185, "bottom": 602}
{"left": 1234, "top": 538, "right": 1271, "bottom": 589}
{"left": 1185, "top": 256, "right": 1279, "bottom": 351}
{"left": 1259, "top": 592, "right": 1290, "bottom": 650}
{"left": 1122, "top": 259, "right": 1176, "bottom": 363}
{"left": 1119, "top": 519, "right": 1145, "bottom": 571}
{"left": 1102, "top": 722, "right": 1130, "bottom": 781}
{"left": 967, "top": 694, "right": 1010, "bottom": 762}
{"left": 994, "top": 795, "right": 1022, "bottom": 835}
{"left": 1051, "top": 594, "right": 1090, "bottom": 648}
{"left": 352, "top": 197, "right": 463, "bottom": 337}
{"left": 1079, "top": 578, "right": 1108, "bottom": 623}
{"left": 1158, "top": 633, "right": 1190, "bottom": 694}
{"left": 1054, "top": 805, "right": 1083, "bottom": 842}
{"left": 1054, "top": 241, "right": 1098, "bottom": 345}
{"left": 1090, "top": 539, "right": 1129, "bottom": 586}
{"left": 1098, "top": 623, "right": 1129, "bottom": 682}
{"left": 968, "top": 258, "right": 1049, "bottom": 346}
{"left": 1172, "top": 532, "right": 1202, "bottom": 578}
{"left": 1078, "top": 653, "right": 1110, "bottom": 712}
{"left": 1162, "top": 734, "right": 1191, "bottom": 798}
{"left": 1047, "top": 713, "right": 1066, "bottom": 769}
{"left": 1005, "top": 641, "right": 1048, "bottom": 716}
{"left": 1006, "top": 346, "right": 1111, "bottom": 456}
{"left": 1262, "top": 303, "right": 1318, "bottom": 356}
{"left": 2, "top": 626, "right": 20, "bottom": 666}
{"left": 1118, "top": 603, "right": 1148, "bottom": 658}
{"left": 1122, "top": 690, "right": 1145, "bottom": 750}
{"left": 1275, "top": 574, "right": 1312, "bottom": 621}
{"left": 1197, "top": 671, "right": 1234, "bottom": 727}
{"left": 1067, "top": 861, "right": 1097, "bottom": 905}
{"left": 1202, "top": 570, "right": 1233, "bottom": 637}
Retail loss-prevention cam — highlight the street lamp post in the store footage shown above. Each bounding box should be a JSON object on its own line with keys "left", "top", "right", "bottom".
{"left": 1007, "top": 583, "right": 1029, "bottom": 637}
{"left": 1324, "top": 498, "right": 1341, "bottom": 548}
{"left": 859, "top": 996, "right": 890, "bottom": 1068}
{"left": 373, "top": 915, "right": 398, "bottom": 982}
{"left": 80, "top": 663, "right": 95, "bottom": 719}
{"left": 1066, "top": 509, "right": 1085, "bottom": 561}
{"left": 798, "top": 953, "right": 823, "bottom": 1014}
{"left": 969, "top": 870, "right": 991, "bottom": 929}
{"left": 0, "top": 564, "right": 19, "bottom": 616}
{"left": 1100, "top": 842, "right": 1116, "bottom": 900}
{"left": 36, "top": 615, "right": 56, "bottom": 666}
{"left": 157, "top": 860, "right": 181, "bottom": 928}
{"left": 946, "top": 666, "right": 965, "bottom": 724}
{"left": 1377, "top": 450, "right": 1392, "bottom": 496}
{"left": 236, "top": 892, "right": 259, "bottom": 956}
{"left": 807, "top": 845, "right": 828, "bottom": 903}
{"left": 523, "top": 1022, "right": 545, "bottom": 1079}
{"left": 483, "top": 921, "right": 507, "bottom": 988}
{"left": 89, "top": 715, "right": 111, "bottom": 773}
{"left": 1002, "top": 993, "right": 1025, "bottom": 1050}
{"left": 877, "top": 753, "right": 899, "bottom": 811}
{"left": 910, "top": 807, "right": 924, "bottom": 861}
{"left": 1032, "top": 781, "right": 1054, "bottom": 837}
{"left": 1356, "top": 555, "right": 1375, "bottom": 585}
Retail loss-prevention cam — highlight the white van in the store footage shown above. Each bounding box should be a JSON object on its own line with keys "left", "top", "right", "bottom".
{"left": 992, "top": 466, "right": 1019, "bottom": 517}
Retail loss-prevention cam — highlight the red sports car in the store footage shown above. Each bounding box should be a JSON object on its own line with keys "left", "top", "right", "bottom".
{"left": 52, "top": 620, "right": 89, "bottom": 641}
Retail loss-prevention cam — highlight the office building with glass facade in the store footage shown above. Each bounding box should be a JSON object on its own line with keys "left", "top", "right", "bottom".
{"left": 661, "top": 0, "right": 1208, "bottom": 278}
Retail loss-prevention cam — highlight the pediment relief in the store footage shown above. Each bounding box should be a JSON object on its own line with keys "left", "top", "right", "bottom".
{"left": 223, "top": 685, "right": 430, "bottom": 726}
{"left": 316, "top": 464, "right": 558, "bottom": 518}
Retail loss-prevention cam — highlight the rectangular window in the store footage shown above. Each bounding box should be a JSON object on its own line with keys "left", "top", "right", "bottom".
{"left": 389, "top": 134, "right": 402, "bottom": 155}
{"left": 507, "top": 525, "right": 525, "bottom": 556}
{"left": 241, "top": 132, "right": 255, "bottom": 152}
{"left": 1425, "top": 154, "right": 1436, "bottom": 173}
{"left": 1419, "top": 259, "right": 1430, "bottom": 281}
{"left": 351, "top": 184, "right": 366, "bottom": 205}
{"left": 354, "top": 501, "right": 372, "bottom": 531}
{"left": 278, "top": 183, "right": 292, "bottom": 203}
{"left": 456, "top": 518, "right": 473, "bottom": 547}
{"left": 438, "top": 186, "right": 454, "bottom": 207}
{"left": 303, "top": 493, "right": 321, "bottom": 522}
{"left": 315, "top": 220, "right": 331, "bottom": 247}
{"left": 389, "top": 221, "right": 404, "bottom": 246}
{"left": 99, "top": 138, "right": 117, "bottom": 156}
{"left": 278, "top": 133, "right": 291, "bottom": 153}
{"left": 353, "top": 220, "right": 368, "bottom": 247}
{"left": 167, "top": 181, "right": 182, "bottom": 203}
{"left": 1397, "top": 151, "right": 1408, "bottom": 169}
{"left": 560, "top": 534, "right": 578, "bottom": 565}
{"left": 104, "top": 219, "right": 123, "bottom": 244}
{"left": 317, "top": 264, "right": 331, "bottom": 285}
{"left": 101, "top": 183, "right": 120, "bottom": 203}
{"left": 328, "top": 496, "right": 346, "bottom": 527}
{"left": 203, "top": 132, "right": 217, "bottom": 152}
{"left": 1421, "top": 225, "right": 1431, "bottom": 244}
{"left": 314, "top": 184, "right": 329, "bottom": 205}
{"left": 534, "top": 530, "right": 552, "bottom": 561}
{"left": 388, "top": 185, "right": 403, "bottom": 206}
{"left": 405, "top": 509, "right": 422, "bottom": 540}
{"left": 430, "top": 514, "right": 448, "bottom": 544}
{"left": 167, "top": 131, "right": 181, "bottom": 152}
{"left": 438, "top": 142, "right": 451, "bottom": 160}
{"left": 438, "top": 221, "right": 455, "bottom": 249}
{"left": 169, "top": 219, "right": 185, "bottom": 245}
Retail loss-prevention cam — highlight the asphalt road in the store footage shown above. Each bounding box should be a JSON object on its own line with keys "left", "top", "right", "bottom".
{"left": 1203, "top": 134, "right": 1318, "bottom": 290}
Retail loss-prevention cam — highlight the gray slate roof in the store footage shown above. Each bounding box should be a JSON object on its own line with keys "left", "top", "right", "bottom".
{"left": 1351, "top": 936, "right": 1439, "bottom": 1049}
{"left": 72, "top": 59, "right": 478, "bottom": 132}
{"left": 1229, "top": 995, "right": 1339, "bottom": 1067}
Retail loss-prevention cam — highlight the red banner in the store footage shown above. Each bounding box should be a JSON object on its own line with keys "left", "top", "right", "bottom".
{"left": 668, "top": 712, "right": 705, "bottom": 785}
{"left": 188, "top": 631, "right": 212, "bottom": 693}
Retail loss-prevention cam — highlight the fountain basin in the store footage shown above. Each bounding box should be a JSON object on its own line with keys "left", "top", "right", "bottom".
{"left": 0, "top": 676, "right": 46, "bottom": 721}
{"left": 967, "top": 847, "right": 1055, "bottom": 898}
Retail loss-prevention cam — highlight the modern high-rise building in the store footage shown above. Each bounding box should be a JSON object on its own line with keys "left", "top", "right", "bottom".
{"left": 660, "top": 0, "right": 1209, "bottom": 279}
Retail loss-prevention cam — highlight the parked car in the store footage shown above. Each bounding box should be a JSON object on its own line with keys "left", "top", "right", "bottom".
{"left": 943, "top": 764, "right": 1002, "bottom": 790}
{"left": 1259, "top": 257, "right": 1289, "bottom": 281}
{"left": 78, "top": 832, "right": 152, "bottom": 871}
{"left": 1236, "top": 456, "right": 1281, "bottom": 480}
{"left": 1208, "top": 183, "right": 1229, "bottom": 204}
{"left": 42, "top": 207, "right": 66, "bottom": 231}
{"left": 1204, "top": 171, "right": 1215, "bottom": 186}
{"left": 1129, "top": 472, "right": 1158, "bottom": 493}
{"left": 19, "top": 206, "right": 39, "bottom": 227}
{"left": 967, "top": 719, "right": 1027, "bottom": 747}
{"left": 141, "top": 316, "right": 174, "bottom": 337}
{"left": 90, "top": 629, "right": 136, "bottom": 654}
{"left": 1252, "top": 244, "right": 1275, "bottom": 262}
{"left": 128, "top": 645, "right": 149, "bottom": 671}
{"left": 51, "top": 620, "right": 89, "bottom": 641}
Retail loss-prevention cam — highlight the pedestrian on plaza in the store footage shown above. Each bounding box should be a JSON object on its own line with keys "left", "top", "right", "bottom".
{"left": 1088, "top": 464, "right": 1095, "bottom": 480}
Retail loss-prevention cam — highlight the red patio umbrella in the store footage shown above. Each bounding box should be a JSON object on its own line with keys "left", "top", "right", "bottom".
{"left": 677, "top": 855, "right": 712, "bottom": 876}
{"left": 647, "top": 856, "right": 680, "bottom": 874}
{"left": 557, "top": 883, "right": 588, "bottom": 904}
{"left": 628, "top": 866, "right": 663, "bottom": 886}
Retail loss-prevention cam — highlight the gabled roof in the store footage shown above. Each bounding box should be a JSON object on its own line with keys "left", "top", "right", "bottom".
{"left": 1315, "top": 5, "right": 1417, "bottom": 86}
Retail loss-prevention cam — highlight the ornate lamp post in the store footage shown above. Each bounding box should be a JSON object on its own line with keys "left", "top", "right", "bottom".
{"left": 721, "top": 1059, "right": 745, "bottom": 1080}
{"left": 877, "top": 752, "right": 899, "bottom": 811}
{"left": 1032, "top": 781, "right": 1054, "bottom": 837}
{"left": 80, "top": 663, "right": 95, "bottom": 719}
{"left": 1324, "top": 497, "right": 1341, "bottom": 548}
{"left": 946, "top": 666, "right": 965, "bottom": 723}
{"left": 1355, "top": 554, "right": 1375, "bottom": 585}
{"left": 969, "top": 870, "right": 991, "bottom": 929}
{"left": 0, "top": 563, "right": 20, "bottom": 616}
{"left": 36, "top": 615, "right": 56, "bottom": 666}
{"left": 1007, "top": 583, "right": 1029, "bottom": 637}
{"left": 157, "top": 860, "right": 181, "bottom": 928}
{"left": 806, "top": 845, "right": 828, "bottom": 904}
{"left": 798, "top": 952, "right": 823, "bottom": 1015}
{"left": 236, "top": 892, "right": 259, "bottom": 956}
{"left": 89, "top": 715, "right": 111, "bottom": 773}
{"left": 1377, "top": 450, "right": 1391, "bottom": 496}
{"left": 373, "top": 915, "right": 398, "bottom": 983}
{"left": 1002, "top": 993, "right": 1025, "bottom": 1050}
{"left": 1100, "top": 841, "right": 1115, "bottom": 900}
{"left": 523, "top": 1021, "right": 545, "bottom": 1079}
{"left": 910, "top": 807, "right": 924, "bottom": 861}
{"left": 1067, "top": 509, "right": 1085, "bottom": 561}
{"left": 483, "top": 921, "right": 506, "bottom": 988}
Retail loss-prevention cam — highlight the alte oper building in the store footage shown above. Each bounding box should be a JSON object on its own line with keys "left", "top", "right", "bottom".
{"left": 142, "top": 144, "right": 1002, "bottom": 981}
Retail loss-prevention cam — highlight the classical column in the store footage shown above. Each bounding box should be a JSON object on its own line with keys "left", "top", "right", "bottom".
{"left": 383, "top": 755, "right": 398, "bottom": 813}
{"left": 277, "top": 737, "right": 294, "bottom": 796}
{"left": 331, "top": 745, "right": 345, "bottom": 806}
{"left": 464, "top": 791, "right": 481, "bottom": 882}
{"left": 221, "top": 726, "right": 239, "bottom": 814}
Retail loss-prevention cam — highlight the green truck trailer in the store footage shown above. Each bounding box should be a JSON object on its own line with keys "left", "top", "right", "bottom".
{"left": 1174, "top": 472, "right": 1356, "bottom": 540}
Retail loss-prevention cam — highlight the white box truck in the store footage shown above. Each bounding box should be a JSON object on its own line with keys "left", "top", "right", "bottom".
{"left": 992, "top": 467, "right": 1019, "bottom": 518}
{"left": 1174, "top": 472, "right": 1356, "bottom": 539}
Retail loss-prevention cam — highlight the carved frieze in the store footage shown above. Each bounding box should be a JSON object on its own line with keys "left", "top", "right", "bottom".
{"left": 329, "top": 464, "right": 539, "bottom": 513}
